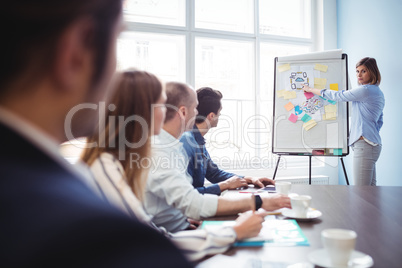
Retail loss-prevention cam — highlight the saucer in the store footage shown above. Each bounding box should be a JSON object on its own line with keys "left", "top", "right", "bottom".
{"left": 308, "top": 248, "right": 373, "bottom": 268}
{"left": 281, "top": 208, "right": 322, "bottom": 220}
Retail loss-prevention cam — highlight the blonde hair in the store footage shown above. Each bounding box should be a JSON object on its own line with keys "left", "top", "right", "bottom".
{"left": 81, "top": 70, "right": 162, "bottom": 201}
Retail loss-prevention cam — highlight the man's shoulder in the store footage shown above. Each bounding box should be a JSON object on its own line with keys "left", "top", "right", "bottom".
{"left": 0, "top": 145, "right": 191, "bottom": 267}
{"left": 180, "top": 131, "right": 199, "bottom": 152}
{"left": 0, "top": 124, "right": 118, "bottom": 232}
{"left": 1, "top": 179, "right": 190, "bottom": 267}
{"left": 180, "top": 130, "right": 195, "bottom": 140}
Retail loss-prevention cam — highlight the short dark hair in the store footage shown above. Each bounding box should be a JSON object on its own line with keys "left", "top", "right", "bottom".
{"left": 195, "top": 87, "right": 223, "bottom": 124}
{"left": 356, "top": 57, "right": 381, "bottom": 85}
{"left": 164, "top": 82, "right": 192, "bottom": 122}
{"left": 0, "top": 0, "right": 122, "bottom": 95}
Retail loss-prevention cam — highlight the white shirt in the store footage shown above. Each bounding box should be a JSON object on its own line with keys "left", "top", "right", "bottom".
{"left": 143, "top": 129, "right": 219, "bottom": 233}
{"left": 89, "top": 152, "right": 236, "bottom": 261}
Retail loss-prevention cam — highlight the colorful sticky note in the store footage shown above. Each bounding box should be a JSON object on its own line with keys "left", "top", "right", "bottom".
{"left": 284, "top": 91, "right": 297, "bottom": 100}
{"left": 301, "top": 114, "right": 312, "bottom": 123}
{"left": 330, "top": 83, "right": 339, "bottom": 91}
{"left": 314, "top": 78, "right": 327, "bottom": 86}
{"left": 333, "top": 148, "right": 342, "bottom": 156}
{"left": 324, "top": 105, "right": 337, "bottom": 113}
{"left": 323, "top": 112, "right": 337, "bottom": 120}
{"left": 288, "top": 113, "right": 298, "bottom": 123}
{"left": 284, "top": 102, "right": 294, "bottom": 111}
{"left": 277, "top": 89, "right": 286, "bottom": 98}
{"left": 278, "top": 64, "right": 291, "bottom": 72}
{"left": 315, "top": 78, "right": 327, "bottom": 85}
{"left": 314, "top": 84, "right": 325, "bottom": 90}
{"left": 314, "top": 64, "right": 328, "bottom": 72}
{"left": 304, "top": 92, "right": 314, "bottom": 99}
{"left": 294, "top": 105, "right": 303, "bottom": 115}
{"left": 303, "top": 120, "right": 317, "bottom": 131}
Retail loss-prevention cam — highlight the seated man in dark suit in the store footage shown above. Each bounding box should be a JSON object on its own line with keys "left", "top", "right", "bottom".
{"left": 0, "top": 1, "right": 191, "bottom": 267}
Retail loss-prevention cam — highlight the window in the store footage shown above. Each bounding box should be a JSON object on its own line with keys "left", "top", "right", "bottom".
{"left": 259, "top": 0, "right": 311, "bottom": 38}
{"left": 119, "top": 0, "right": 315, "bottom": 171}
{"left": 123, "top": 0, "right": 186, "bottom": 26}
{"left": 195, "top": 0, "right": 254, "bottom": 33}
{"left": 117, "top": 32, "right": 186, "bottom": 82}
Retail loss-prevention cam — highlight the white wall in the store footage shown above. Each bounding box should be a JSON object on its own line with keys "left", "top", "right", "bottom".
{"left": 337, "top": 0, "right": 402, "bottom": 186}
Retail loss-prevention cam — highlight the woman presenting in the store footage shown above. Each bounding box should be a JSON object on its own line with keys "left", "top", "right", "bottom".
{"left": 303, "top": 57, "right": 384, "bottom": 186}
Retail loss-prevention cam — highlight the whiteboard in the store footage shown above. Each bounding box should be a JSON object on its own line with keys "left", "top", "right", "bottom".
{"left": 272, "top": 50, "right": 349, "bottom": 156}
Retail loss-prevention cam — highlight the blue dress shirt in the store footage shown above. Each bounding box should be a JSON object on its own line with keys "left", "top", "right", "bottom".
{"left": 321, "top": 84, "right": 384, "bottom": 145}
{"left": 181, "top": 125, "right": 237, "bottom": 195}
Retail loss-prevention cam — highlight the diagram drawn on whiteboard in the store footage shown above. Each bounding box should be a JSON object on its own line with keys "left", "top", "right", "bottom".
{"left": 277, "top": 64, "right": 339, "bottom": 131}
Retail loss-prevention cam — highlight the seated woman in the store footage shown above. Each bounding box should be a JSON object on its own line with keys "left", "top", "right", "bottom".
{"left": 81, "top": 69, "right": 265, "bottom": 261}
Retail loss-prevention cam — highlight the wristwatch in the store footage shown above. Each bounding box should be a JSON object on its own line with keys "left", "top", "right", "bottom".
{"left": 254, "top": 195, "right": 263, "bottom": 210}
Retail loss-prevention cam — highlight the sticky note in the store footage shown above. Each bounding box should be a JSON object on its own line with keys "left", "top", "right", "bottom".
{"left": 314, "top": 78, "right": 327, "bottom": 86}
{"left": 284, "top": 91, "right": 297, "bottom": 100}
{"left": 278, "top": 64, "right": 291, "bottom": 72}
{"left": 301, "top": 114, "right": 312, "bottom": 123}
{"left": 284, "top": 102, "right": 294, "bottom": 111}
{"left": 312, "top": 150, "right": 325, "bottom": 155}
{"left": 303, "top": 120, "right": 317, "bottom": 131}
{"left": 330, "top": 83, "right": 339, "bottom": 91}
{"left": 333, "top": 148, "right": 342, "bottom": 156}
{"left": 277, "top": 89, "right": 286, "bottom": 98}
{"left": 314, "top": 84, "right": 326, "bottom": 90}
{"left": 323, "top": 112, "right": 337, "bottom": 120}
{"left": 304, "top": 92, "right": 314, "bottom": 99}
{"left": 324, "top": 105, "right": 337, "bottom": 113}
{"left": 314, "top": 64, "right": 328, "bottom": 72}
{"left": 288, "top": 113, "right": 298, "bottom": 123}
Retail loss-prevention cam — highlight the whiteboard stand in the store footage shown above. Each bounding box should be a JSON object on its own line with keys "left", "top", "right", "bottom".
{"left": 272, "top": 155, "right": 350, "bottom": 185}
{"left": 340, "top": 157, "right": 350, "bottom": 185}
{"left": 272, "top": 155, "right": 281, "bottom": 181}
{"left": 309, "top": 156, "right": 312, "bottom": 184}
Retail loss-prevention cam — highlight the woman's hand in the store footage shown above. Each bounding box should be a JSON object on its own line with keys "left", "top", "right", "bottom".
{"left": 302, "top": 84, "right": 313, "bottom": 92}
{"left": 302, "top": 84, "right": 321, "bottom": 95}
{"left": 186, "top": 218, "right": 202, "bottom": 230}
{"left": 232, "top": 211, "right": 266, "bottom": 240}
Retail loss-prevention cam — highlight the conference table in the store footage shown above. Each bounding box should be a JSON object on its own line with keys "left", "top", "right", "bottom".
{"left": 197, "top": 185, "right": 402, "bottom": 268}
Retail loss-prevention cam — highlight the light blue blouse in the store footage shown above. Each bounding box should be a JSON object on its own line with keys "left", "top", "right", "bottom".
{"left": 321, "top": 84, "right": 384, "bottom": 146}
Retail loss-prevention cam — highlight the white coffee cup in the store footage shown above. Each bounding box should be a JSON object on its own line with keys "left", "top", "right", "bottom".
{"left": 321, "top": 229, "right": 357, "bottom": 266}
{"left": 275, "top": 181, "right": 291, "bottom": 195}
{"left": 290, "top": 195, "right": 311, "bottom": 218}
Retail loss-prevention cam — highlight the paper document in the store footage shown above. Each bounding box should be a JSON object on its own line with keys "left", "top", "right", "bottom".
{"left": 201, "top": 219, "right": 309, "bottom": 247}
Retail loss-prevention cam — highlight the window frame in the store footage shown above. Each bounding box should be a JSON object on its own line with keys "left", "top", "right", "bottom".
{"left": 120, "top": 0, "right": 334, "bottom": 177}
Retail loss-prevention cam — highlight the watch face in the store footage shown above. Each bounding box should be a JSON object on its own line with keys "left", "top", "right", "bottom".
{"left": 255, "top": 195, "right": 263, "bottom": 210}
